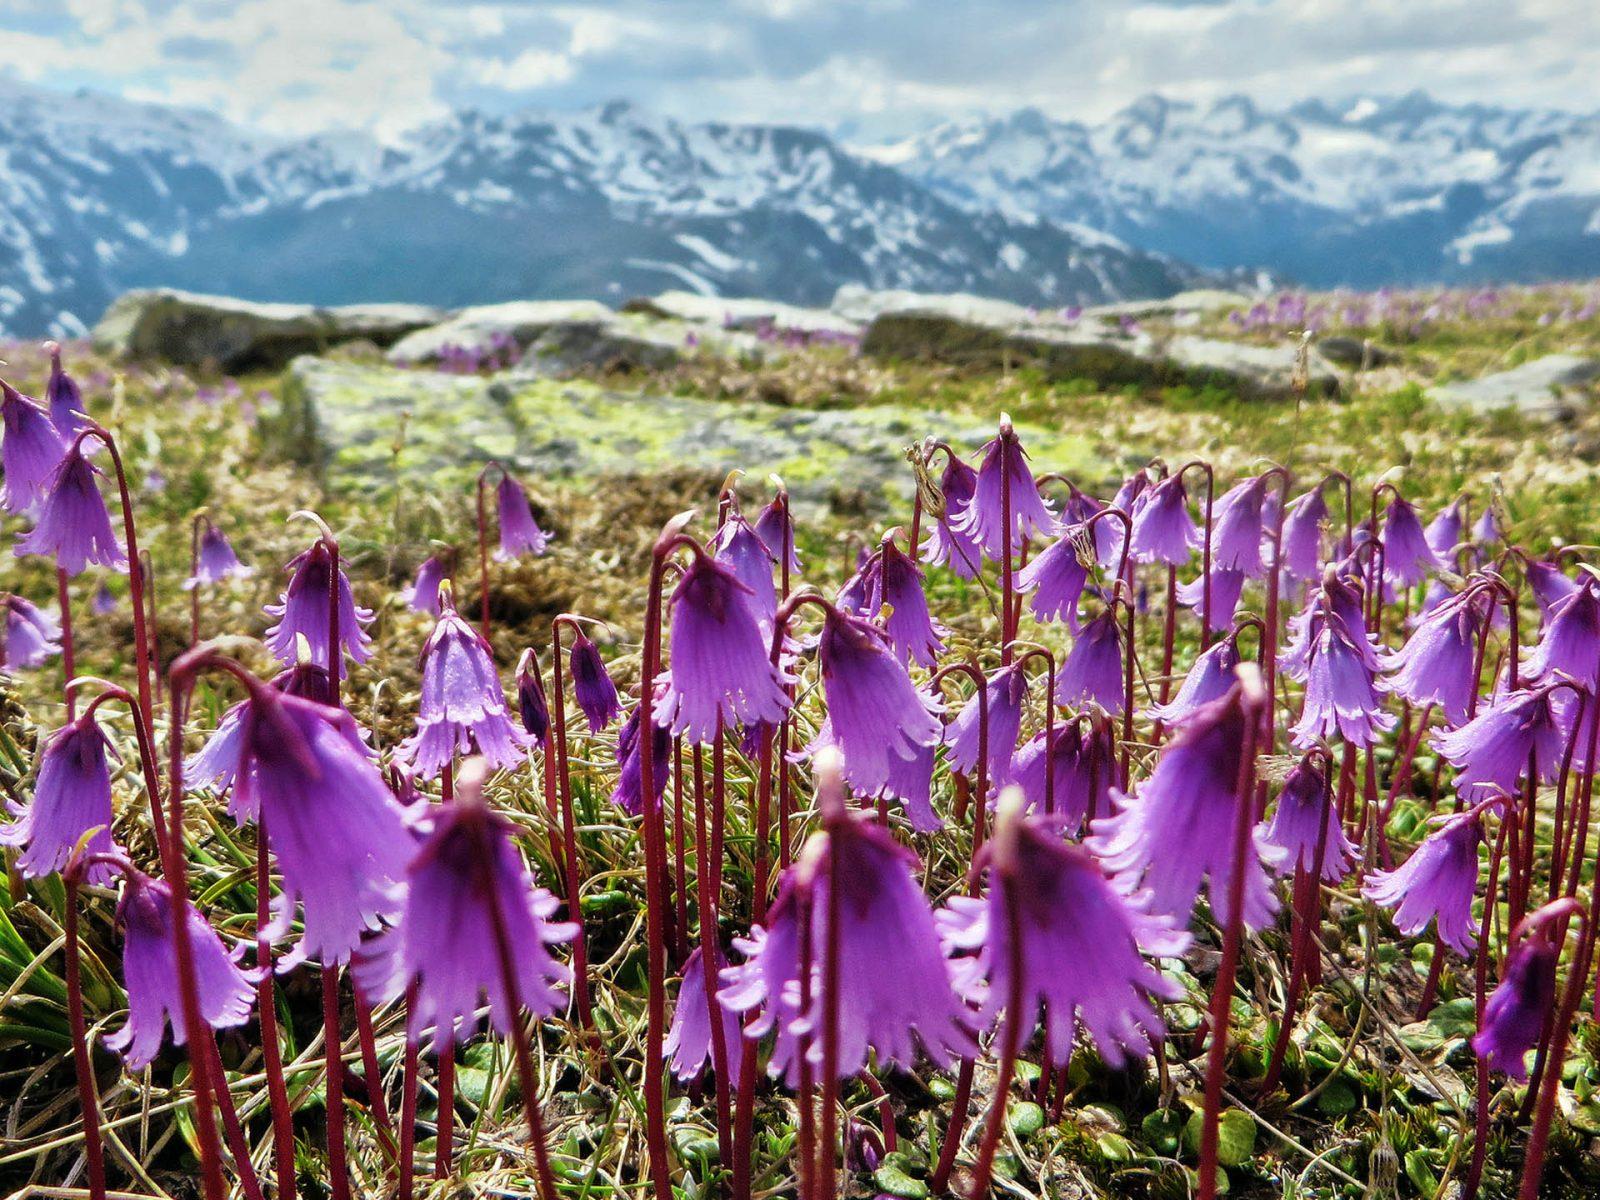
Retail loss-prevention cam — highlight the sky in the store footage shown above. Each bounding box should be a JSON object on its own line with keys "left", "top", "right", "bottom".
{"left": 0, "top": 0, "right": 1595, "bottom": 143}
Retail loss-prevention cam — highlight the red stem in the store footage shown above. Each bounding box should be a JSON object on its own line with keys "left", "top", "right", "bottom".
{"left": 63, "top": 873, "right": 108, "bottom": 1200}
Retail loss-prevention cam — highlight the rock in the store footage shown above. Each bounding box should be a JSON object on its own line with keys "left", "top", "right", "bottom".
{"left": 832, "top": 284, "right": 1033, "bottom": 327}
{"left": 1080, "top": 289, "right": 1254, "bottom": 322}
{"left": 1430, "top": 355, "right": 1600, "bottom": 420}
{"left": 276, "top": 358, "right": 1094, "bottom": 510}
{"left": 1161, "top": 335, "right": 1339, "bottom": 399}
{"left": 92, "top": 289, "right": 447, "bottom": 371}
{"left": 385, "top": 300, "right": 614, "bottom": 365}
{"left": 517, "top": 314, "right": 719, "bottom": 376}
{"left": 1315, "top": 335, "right": 1399, "bottom": 369}
{"left": 623, "top": 290, "right": 862, "bottom": 341}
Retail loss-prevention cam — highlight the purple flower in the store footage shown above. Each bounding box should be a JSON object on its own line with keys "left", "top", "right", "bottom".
{"left": 1425, "top": 497, "right": 1466, "bottom": 560}
{"left": 1381, "top": 495, "right": 1440, "bottom": 588}
{"left": 939, "top": 800, "right": 1187, "bottom": 1069}
{"left": 494, "top": 474, "right": 549, "bottom": 560}
{"left": 263, "top": 541, "right": 373, "bottom": 679}
{"left": 1433, "top": 685, "right": 1569, "bottom": 800}
{"left": 719, "top": 765, "right": 976, "bottom": 1083}
{"left": 568, "top": 631, "right": 620, "bottom": 731}
{"left": 1056, "top": 607, "right": 1124, "bottom": 713}
{"left": 106, "top": 870, "right": 255, "bottom": 1069}
{"left": 1362, "top": 808, "right": 1485, "bottom": 955}
{"left": 1280, "top": 487, "right": 1329, "bottom": 581}
{"left": 1096, "top": 474, "right": 1147, "bottom": 568}
{"left": 612, "top": 702, "right": 672, "bottom": 816}
{"left": 400, "top": 593, "right": 529, "bottom": 779}
{"left": 1128, "top": 475, "right": 1199, "bottom": 565}
{"left": 92, "top": 582, "right": 116, "bottom": 615}
{"left": 1089, "top": 687, "right": 1284, "bottom": 930}
{"left": 0, "top": 380, "right": 64, "bottom": 514}
{"left": 952, "top": 420, "right": 1056, "bottom": 558}
{"left": 236, "top": 688, "right": 415, "bottom": 963}
{"left": 15, "top": 444, "right": 126, "bottom": 575}
{"left": 666, "top": 945, "right": 745, "bottom": 1088}
{"left": 1148, "top": 632, "right": 1242, "bottom": 724}
{"left": 1284, "top": 572, "right": 1370, "bottom": 681}
{"left": 754, "top": 492, "right": 801, "bottom": 575}
{"left": 1009, "top": 722, "right": 1113, "bottom": 833}
{"left": 1525, "top": 576, "right": 1600, "bottom": 687}
{"left": 1261, "top": 754, "right": 1356, "bottom": 882}
{"left": 869, "top": 534, "right": 944, "bottom": 667}
{"left": 1472, "top": 904, "right": 1567, "bottom": 1081}
{"left": 659, "top": 549, "right": 790, "bottom": 744}
{"left": 2, "top": 594, "right": 60, "bottom": 668}
{"left": 356, "top": 774, "right": 574, "bottom": 1049}
{"left": 712, "top": 515, "right": 778, "bottom": 633}
{"left": 1526, "top": 560, "right": 1579, "bottom": 620}
{"left": 515, "top": 648, "right": 550, "bottom": 743}
{"left": 45, "top": 345, "right": 90, "bottom": 439}
{"left": 1382, "top": 587, "right": 1488, "bottom": 727}
{"left": 400, "top": 552, "right": 451, "bottom": 616}
{"left": 1291, "top": 607, "right": 1395, "bottom": 748}
{"left": 183, "top": 522, "right": 253, "bottom": 590}
{"left": 945, "top": 663, "right": 1027, "bottom": 789}
{"left": 1177, "top": 567, "right": 1247, "bottom": 635}
{"left": 813, "top": 609, "right": 942, "bottom": 796}
{"left": 1473, "top": 505, "right": 1501, "bottom": 546}
{"left": 1017, "top": 524, "right": 1092, "bottom": 629}
{"left": 0, "top": 713, "right": 122, "bottom": 884}
{"left": 1209, "top": 476, "right": 1268, "bottom": 577}
{"left": 920, "top": 453, "right": 983, "bottom": 579}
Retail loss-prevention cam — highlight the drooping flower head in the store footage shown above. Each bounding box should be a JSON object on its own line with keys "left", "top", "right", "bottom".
{"left": 263, "top": 540, "right": 373, "bottom": 679}
{"left": 1009, "top": 720, "right": 1114, "bottom": 835}
{"left": 868, "top": 531, "right": 944, "bottom": 666}
{"left": 1280, "top": 485, "right": 1329, "bottom": 581}
{"left": 1018, "top": 522, "right": 1093, "bottom": 630}
{"left": 1177, "top": 566, "right": 1247, "bottom": 635}
{"left": 1089, "top": 681, "right": 1283, "bottom": 930}
{"left": 666, "top": 944, "right": 745, "bottom": 1088}
{"left": 2, "top": 593, "right": 60, "bottom": 669}
{"left": 0, "top": 712, "right": 122, "bottom": 884}
{"left": 105, "top": 869, "right": 255, "bottom": 1070}
{"left": 712, "top": 514, "right": 779, "bottom": 633}
{"left": 612, "top": 699, "right": 673, "bottom": 816}
{"left": 939, "top": 793, "right": 1188, "bottom": 1070}
{"left": 1381, "top": 494, "right": 1441, "bottom": 589}
{"left": 494, "top": 473, "right": 550, "bottom": 560}
{"left": 1526, "top": 559, "right": 1579, "bottom": 621}
{"left": 15, "top": 442, "right": 126, "bottom": 575}
{"left": 718, "top": 750, "right": 976, "bottom": 1083}
{"left": 812, "top": 606, "right": 942, "bottom": 796}
{"left": 400, "top": 551, "right": 452, "bottom": 616}
{"left": 0, "top": 379, "right": 64, "bottom": 514}
{"left": 1096, "top": 472, "right": 1148, "bottom": 569}
{"left": 1128, "top": 473, "right": 1199, "bottom": 565}
{"left": 1433, "top": 685, "right": 1570, "bottom": 800}
{"left": 1056, "top": 606, "right": 1125, "bottom": 713}
{"left": 235, "top": 685, "right": 415, "bottom": 963}
{"left": 1382, "top": 584, "right": 1489, "bottom": 727}
{"left": 1362, "top": 805, "right": 1490, "bottom": 956}
{"left": 946, "top": 662, "right": 1027, "bottom": 790}
{"left": 952, "top": 417, "right": 1056, "bottom": 558}
{"left": 1209, "top": 475, "right": 1268, "bottom": 577}
{"left": 1425, "top": 497, "right": 1466, "bottom": 560}
{"left": 920, "top": 450, "right": 984, "bottom": 578}
{"left": 568, "top": 631, "right": 621, "bottom": 731}
{"left": 183, "top": 521, "right": 253, "bottom": 590}
{"left": 1472, "top": 899, "right": 1575, "bottom": 1081}
{"left": 45, "top": 344, "right": 90, "bottom": 439}
{"left": 659, "top": 546, "right": 791, "bottom": 744}
{"left": 1291, "top": 604, "right": 1396, "bottom": 748}
{"left": 1260, "top": 753, "right": 1356, "bottom": 882}
{"left": 515, "top": 647, "right": 550, "bottom": 743}
{"left": 356, "top": 762, "right": 574, "bottom": 1050}
{"left": 1473, "top": 503, "right": 1501, "bottom": 546}
{"left": 1283, "top": 568, "right": 1371, "bottom": 681}
{"left": 1525, "top": 575, "right": 1600, "bottom": 688}
{"left": 400, "top": 590, "right": 530, "bottom": 779}
{"left": 754, "top": 488, "right": 801, "bottom": 575}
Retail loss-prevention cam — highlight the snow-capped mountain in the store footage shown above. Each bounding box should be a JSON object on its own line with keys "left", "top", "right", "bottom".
{"left": 876, "top": 91, "right": 1600, "bottom": 290}
{"left": 0, "top": 85, "right": 1212, "bottom": 339}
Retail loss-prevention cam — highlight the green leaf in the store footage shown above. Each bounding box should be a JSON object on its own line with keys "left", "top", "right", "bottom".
{"left": 1182, "top": 1108, "right": 1256, "bottom": 1167}
{"left": 1316, "top": 1079, "right": 1359, "bottom": 1116}
{"left": 1008, "top": 1101, "right": 1045, "bottom": 1139}
{"left": 873, "top": 1162, "right": 929, "bottom": 1198}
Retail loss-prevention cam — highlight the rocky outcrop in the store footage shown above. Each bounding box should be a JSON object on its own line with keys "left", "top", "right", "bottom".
{"left": 623, "top": 290, "right": 862, "bottom": 340}
{"left": 385, "top": 300, "right": 614, "bottom": 365}
{"left": 92, "top": 289, "right": 446, "bottom": 371}
{"left": 1429, "top": 355, "right": 1600, "bottom": 419}
{"left": 517, "top": 313, "right": 768, "bottom": 377}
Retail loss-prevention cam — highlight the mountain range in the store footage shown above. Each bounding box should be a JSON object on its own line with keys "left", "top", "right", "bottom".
{"left": 1, "top": 83, "right": 1597, "bottom": 340}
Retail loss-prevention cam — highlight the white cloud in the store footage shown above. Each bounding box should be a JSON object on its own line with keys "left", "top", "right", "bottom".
{"left": 479, "top": 48, "right": 576, "bottom": 92}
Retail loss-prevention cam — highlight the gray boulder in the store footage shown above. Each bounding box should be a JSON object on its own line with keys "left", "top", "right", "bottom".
{"left": 831, "top": 284, "right": 1034, "bottom": 328}
{"left": 385, "top": 300, "right": 614, "bottom": 365}
{"left": 518, "top": 315, "right": 700, "bottom": 376}
{"left": 1430, "top": 355, "right": 1600, "bottom": 420}
{"left": 1081, "top": 289, "right": 1254, "bottom": 322}
{"left": 624, "top": 290, "right": 862, "bottom": 340}
{"left": 1315, "top": 335, "right": 1399, "bottom": 370}
{"left": 92, "top": 289, "right": 446, "bottom": 371}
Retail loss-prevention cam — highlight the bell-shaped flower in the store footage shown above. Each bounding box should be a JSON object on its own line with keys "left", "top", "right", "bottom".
{"left": 399, "top": 552, "right": 449, "bottom": 616}
{"left": 1472, "top": 901, "right": 1572, "bottom": 1081}
{"left": 1177, "top": 566, "right": 1246, "bottom": 635}
{"left": 1010, "top": 721, "right": 1113, "bottom": 834}
{"left": 263, "top": 541, "right": 373, "bottom": 679}
{"left": 1128, "top": 475, "right": 1198, "bottom": 565}
{"left": 612, "top": 701, "right": 672, "bottom": 816}
{"left": 400, "top": 592, "right": 530, "bottom": 779}
{"left": 494, "top": 473, "right": 549, "bottom": 559}
{"left": 1425, "top": 497, "right": 1466, "bottom": 560}
{"left": 1525, "top": 576, "right": 1600, "bottom": 688}
{"left": 1472, "top": 505, "right": 1501, "bottom": 546}
{"left": 1383, "top": 586, "right": 1487, "bottom": 727}
{"left": 813, "top": 608, "right": 942, "bottom": 796}
{"left": 183, "top": 522, "right": 253, "bottom": 590}
{"left": 666, "top": 944, "right": 745, "bottom": 1088}
{"left": 868, "top": 533, "right": 943, "bottom": 666}
{"left": 1526, "top": 560, "right": 1579, "bottom": 621}
{"left": 15, "top": 443, "right": 126, "bottom": 575}
{"left": 236, "top": 687, "right": 415, "bottom": 963}
{"left": 659, "top": 549, "right": 790, "bottom": 744}
{"left": 718, "top": 753, "right": 976, "bottom": 1083}
{"left": 0, "top": 713, "right": 122, "bottom": 884}
{"left": 952, "top": 419, "right": 1056, "bottom": 558}
{"left": 1209, "top": 475, "right": 1268, "bottom": 577}
{"left": 569, "top": 631, "right": 621, "bottom": 731}
{"left": 1291, "top": 606, "right": 1395, "bottom": 748}
{"left": 1280, "top": 487, "right": 1329, "bottom": 581}
{"left": 1381, "top": 495, "right": 1440, "bottom": 589}
{"left": 946, "top": 662, "right": 1027, "bottom": 790}
{"left": 1017, "top": 523, "right": 1092, "bottom": 629}
{"left": 754, "top": 492, "right": 801, "bottom": 575}
{"left": 46, "top": 345, "right": 90, "bottom": 438}
{"left": 1433, "top": 685, "right": 1569, "bottom": 800}
{"left": 920, "top": 452, "right": 983, "bottom": 578}
{"left": 105, "top": 870, "right": 255, "bottom": 1069}
{"left": 1095, "top": 473, "right": 1148, "bottom": 568}
{"left": 356, "top": 766, "right": 574, "bottom": 1049}
{"left": 0, "top": 380, "right": 64, "bottom": 514}
{"left": 1148, "top": 631, "right": 1241, "bottom": 724}
{"left": 1089, "top": 685, "right": 1283, "bottom": 930}
{"left": 1056, "top": 607, "right": 1124, "bottom": 713}
{"left": 1261, "top": 754, "right": 1356, "bottom": 882}
{"left": 2, "top": 594, "right": 60, "bottom": 669}
{"left": 712, "top": 515, "right": 778, "bottom": 633}
{"left": 515, "top": 648, "right": 550, "bottom": 743}
{"left": 1361, "top": 807, "right": 1487, "bottom": 955}
{"left": 939, "top": 795, "right": 1187, "bottom": 1069}
{"left": 1283, "top": 571, "right": 1371, "bottom": 681}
